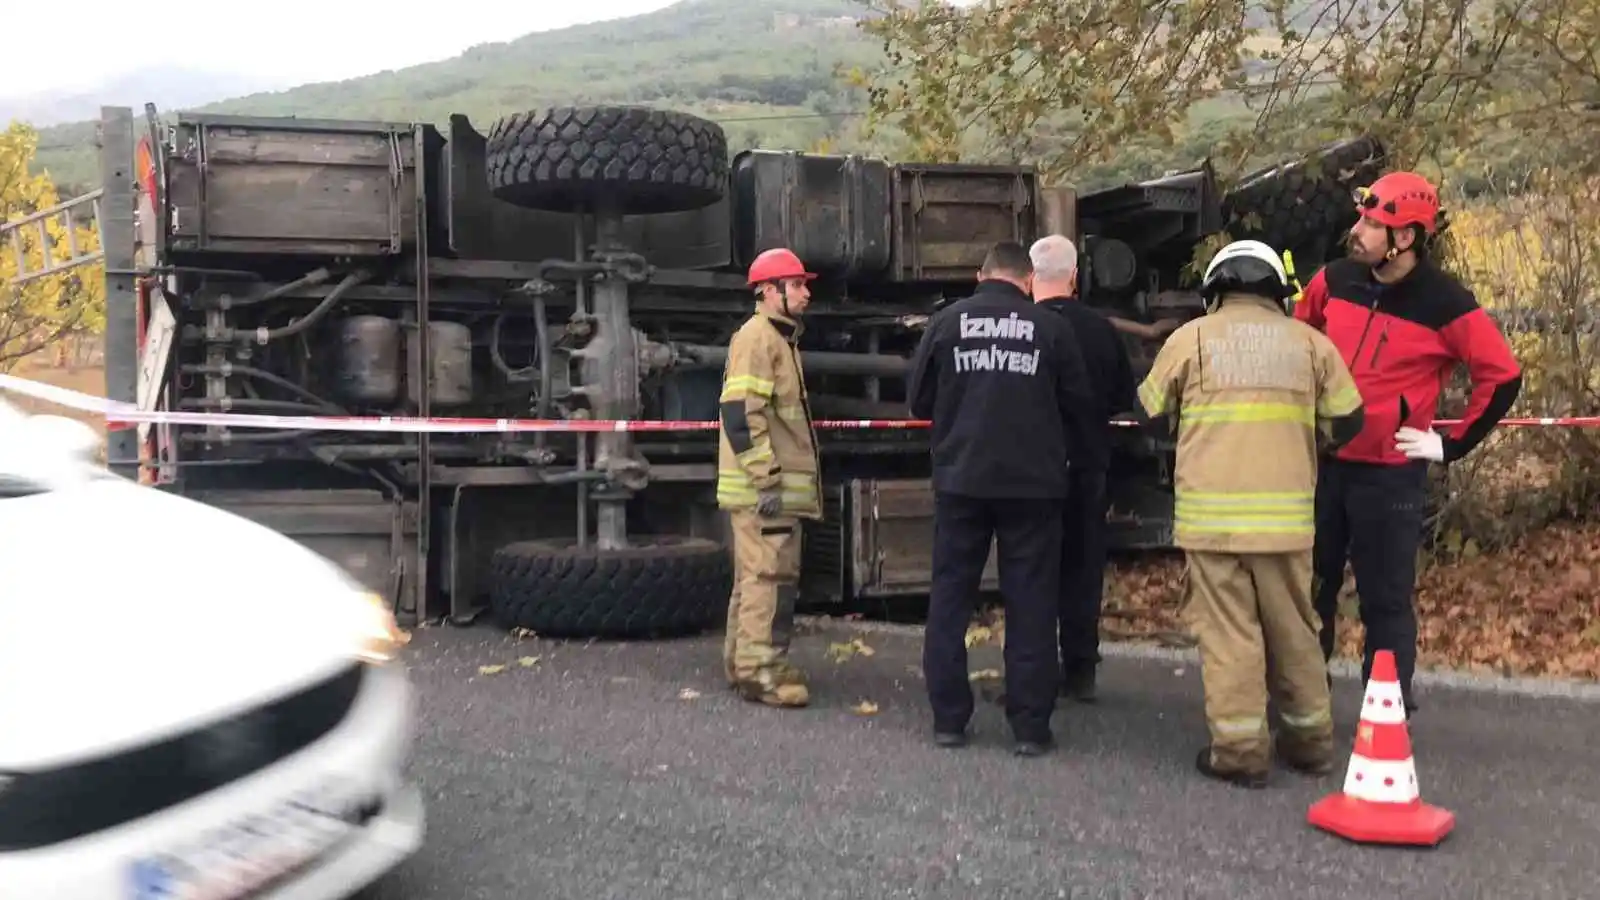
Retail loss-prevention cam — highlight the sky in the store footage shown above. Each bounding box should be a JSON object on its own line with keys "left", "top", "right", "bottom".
{"left": 4, "top": 0, "right": 678, "bottom": 99}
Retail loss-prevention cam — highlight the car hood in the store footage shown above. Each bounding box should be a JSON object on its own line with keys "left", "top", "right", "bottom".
{"left": 0, "top": 476, "right": 371, "bottom": 771}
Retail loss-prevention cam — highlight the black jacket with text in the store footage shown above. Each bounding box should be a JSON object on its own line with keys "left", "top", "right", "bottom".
{"left": 907, "top": 280, "right": 1095, "bottom": 499}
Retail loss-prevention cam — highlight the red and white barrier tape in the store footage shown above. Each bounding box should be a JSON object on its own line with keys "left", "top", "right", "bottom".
{"left": 3, "top": 373, "right": 1599, "bottom": 433}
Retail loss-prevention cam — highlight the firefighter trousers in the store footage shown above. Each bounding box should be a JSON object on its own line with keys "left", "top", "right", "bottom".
{"left": 1311, "top": 458, "right": 1428, "bottom": 711}
{"left": 1059, "top": 468, "right": 1110, "bottom": 676}
{"left": 724, "top": 510, "right": 805, "bottom": 694}
{"left": 1184, "top": 549, "right": 1334, "bottom": 775}
{"left": 924, "top": 492, "right": 1062, "bottom": 744}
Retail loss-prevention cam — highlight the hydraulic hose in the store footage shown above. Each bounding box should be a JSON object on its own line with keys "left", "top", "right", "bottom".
{"left": 248, "top": 270, "right": 370, "bottom": 343}
{"left": 179, "top": 398, "right": 331, "bottom": 413}
{"left": 180, "top": 363, "right": 345, "bottom": 413}
{"left": 217, "top": 268, "right": 333, "bottom": 308}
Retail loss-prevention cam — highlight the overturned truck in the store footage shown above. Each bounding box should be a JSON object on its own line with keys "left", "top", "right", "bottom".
{"left": 85, "top": 104, "right": 1384, "bottom": 636}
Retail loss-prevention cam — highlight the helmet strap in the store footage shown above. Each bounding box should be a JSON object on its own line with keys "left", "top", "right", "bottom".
{"left": 1373, "top": 227, "right": 1405, "bottom": 275}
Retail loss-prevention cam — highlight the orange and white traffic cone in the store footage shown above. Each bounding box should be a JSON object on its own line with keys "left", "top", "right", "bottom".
{"left": 1306, "top": 649, "right": 1455, "bottom": 847}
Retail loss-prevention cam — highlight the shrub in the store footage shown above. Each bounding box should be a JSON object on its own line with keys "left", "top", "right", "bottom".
{"left": 1426, "top": 174, "right": 1600, "bottom": 560}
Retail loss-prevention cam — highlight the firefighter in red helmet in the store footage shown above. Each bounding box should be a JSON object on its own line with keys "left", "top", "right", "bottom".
{"left": 1294, "top": 171, "right": 1522, "bottom": 714}
{"left": 716, "top": 247, "right": 823, "bottom": 707}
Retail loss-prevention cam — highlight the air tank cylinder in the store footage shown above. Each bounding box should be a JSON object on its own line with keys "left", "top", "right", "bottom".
{"left": 334, "top": 315, "right": 403, "bottom": 404}
{"left": 409, "top": 320, "right": 475, "bottom": 407}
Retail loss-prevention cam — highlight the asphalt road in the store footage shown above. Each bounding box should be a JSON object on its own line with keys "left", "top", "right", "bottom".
{"left": 361, "top": 618, "right": 1599, "bottom": 900}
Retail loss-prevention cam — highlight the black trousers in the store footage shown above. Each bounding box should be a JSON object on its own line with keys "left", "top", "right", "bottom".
{"left": 924, "top": 491, "right": 1063, "bottom": 743}
{"left": 1312, "top": 457, "right": 1429, "bottom": 710}
{"left": 1059, "top": 468, "right": 1110, "bottom": 673}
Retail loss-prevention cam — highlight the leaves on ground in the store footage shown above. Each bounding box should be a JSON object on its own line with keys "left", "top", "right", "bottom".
{"left": 678, "top": 688, "right": 702, "bottom": 701}
{"left": 1407, "top": 522, "right": 1600, "bottom": 679}
{"left": 967, "top": 523, "right": 1599, "bottom": 681}
{"left": 826, "top": 637, "right": 876, "bottom": 663}
{"left": 477, "top": 655, "right": 542, "bottom": 678}
{"left": 850, "top": 700, "right": 880, "bottom": 716}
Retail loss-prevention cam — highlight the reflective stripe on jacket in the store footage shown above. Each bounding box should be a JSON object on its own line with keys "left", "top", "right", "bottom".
{"left": 716, "top": 309, "right": 822, "bottom": 519}
{"left": 1137, "top": 292, "right": 1363, "bottom": 553}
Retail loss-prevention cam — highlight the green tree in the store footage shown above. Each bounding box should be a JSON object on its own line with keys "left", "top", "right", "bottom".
{"left": 854, "top": 0, "right": 1600, "bottom": 183}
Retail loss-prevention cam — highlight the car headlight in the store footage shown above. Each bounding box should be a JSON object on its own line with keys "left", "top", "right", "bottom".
{"left": 351, "top": 590, "right": 410, "bottom": 664}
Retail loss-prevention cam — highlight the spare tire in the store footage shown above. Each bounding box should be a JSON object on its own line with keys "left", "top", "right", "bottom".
{"left": 487, "top": 536, "right": 731, "bottom": 639}
{"left": 486, "top": 105, "right": 729, "bottom": 215}
{"left": 1221, "top": 136, "right": 1388, "bottom": 268}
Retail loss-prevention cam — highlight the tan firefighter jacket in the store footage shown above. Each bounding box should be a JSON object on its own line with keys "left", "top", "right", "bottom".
{"left": 1137, "top": 292, "right": 1363, "bottom": 554}
{"left": 716, "top": 309, "right": 822, "bottom": 519}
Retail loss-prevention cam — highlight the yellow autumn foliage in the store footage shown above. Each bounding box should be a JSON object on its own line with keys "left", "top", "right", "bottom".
{"left": 0, "top": 120, "right": 106, "bottom": 372}
{"left": 1447, "top": 205, "right": 1547, "bottom": 309}
{"left": 1428, "top": 177, "right": 1600, "bottom": 556}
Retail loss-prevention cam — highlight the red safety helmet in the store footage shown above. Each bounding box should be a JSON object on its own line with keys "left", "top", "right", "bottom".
{"left": 1354, "top": 171, "right": 1442, "bottom": 235}
{"left": 746, "top": 247, "right": 817, "bottom": 287}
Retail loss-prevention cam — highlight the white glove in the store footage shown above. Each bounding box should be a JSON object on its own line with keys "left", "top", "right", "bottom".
{"left": 1394, "top": 426, "right": 1445, "bottom": 462}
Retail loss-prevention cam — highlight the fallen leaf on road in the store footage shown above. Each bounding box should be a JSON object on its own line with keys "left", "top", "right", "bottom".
{"left": 478, "top": 664, "right": 507, "bottom": 676}
{"left": 517, "top": 656, "right": 541, "bottom": 668}
{"left": 969, "top": 668, "right": 1002, "bottom": 681}
{"left": 964, "top": 624, "right": 993, "bottom": 648}
{"left": 510, "top": 627, "right": 538, "bottom": 640}
{"left": 678, "top": 688, "right": 702, "bottom": 700}
{"left": 851, "top": 700, "right": 880, "bottom": 715}
{"left": 826, "top": 637, "right": 876, "bottom": 662}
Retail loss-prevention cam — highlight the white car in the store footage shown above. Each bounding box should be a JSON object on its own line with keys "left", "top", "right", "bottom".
{"left": 0, "top": 401, "right": 424, "bottom": 899}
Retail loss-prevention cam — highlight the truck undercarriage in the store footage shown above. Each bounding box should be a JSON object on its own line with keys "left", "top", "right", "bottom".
{"left": 24, "top": 104, "right": 1387, "bottom": 636}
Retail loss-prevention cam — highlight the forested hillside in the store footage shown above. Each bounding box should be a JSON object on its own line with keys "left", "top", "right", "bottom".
{"left": 27, "top": 0, "right": 1328, "bottom": 195}
{"left": 29, "top": 0, "right": 892, "bottom": 192}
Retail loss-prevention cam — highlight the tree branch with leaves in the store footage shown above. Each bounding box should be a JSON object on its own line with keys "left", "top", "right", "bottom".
{"left": 855, "top": 0, "right": 1600, "bottom": 184}
{"left": 0, "top": 121, "right": 105, "bottom": 373}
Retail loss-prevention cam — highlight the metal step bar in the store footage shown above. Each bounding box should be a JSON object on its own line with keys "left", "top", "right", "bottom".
{"left": 2, "top": 187, "right": 106, "bottom": 285}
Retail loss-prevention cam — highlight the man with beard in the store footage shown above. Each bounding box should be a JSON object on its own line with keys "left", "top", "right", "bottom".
{"left": 717, "top": 247, "right": 824, "bottom": 709}
{"left": 1293, "top": 172, "right": 1522, "bottom": 714}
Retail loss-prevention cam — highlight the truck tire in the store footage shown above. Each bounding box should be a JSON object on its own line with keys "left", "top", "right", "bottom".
{"left": 487, "top": 536, "right": 731, "bottom": 639}
{"left": 485, "top": 106, "right": 729, "bottom": 215}
{"left": 1221, "top": 136, "right": 1388, "bottom": 269}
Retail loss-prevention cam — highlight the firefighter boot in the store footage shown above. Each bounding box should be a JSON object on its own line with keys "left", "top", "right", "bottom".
{"left": 736, "top": 660, "right": 810, "bottom": 708}
{"left": 1196, "top": 747, "right": 1269, "bottom": 789}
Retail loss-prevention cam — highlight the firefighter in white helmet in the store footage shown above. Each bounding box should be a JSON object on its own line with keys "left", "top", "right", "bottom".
{"left": 1135, "top": 239, "right": 1366, "bottom": 788}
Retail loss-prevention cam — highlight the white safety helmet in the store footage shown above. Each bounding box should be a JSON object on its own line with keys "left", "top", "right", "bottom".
{"left": 1201, "top": 239, "right": 1293, "bottom": 312}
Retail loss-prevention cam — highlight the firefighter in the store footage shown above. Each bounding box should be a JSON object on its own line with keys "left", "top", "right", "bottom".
{"left": 907, "top": 241, "right": 1096, "bottom": 756}
{"left": 716, "top": 247, "right": 823, "bottom": 709}
{"left": 1136, "top": 239, "right": 1366, "bottom": 788}
{"left": 1029, "top": 234, "right": 1137, "bottom": 702}
{"left": 1294, "top": 172, "right": 1522, "bottom": 713}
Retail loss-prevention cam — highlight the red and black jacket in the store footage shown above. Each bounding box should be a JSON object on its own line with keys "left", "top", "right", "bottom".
{"left": 1294, "top": 258, "right": 1522, "bottom": 466}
